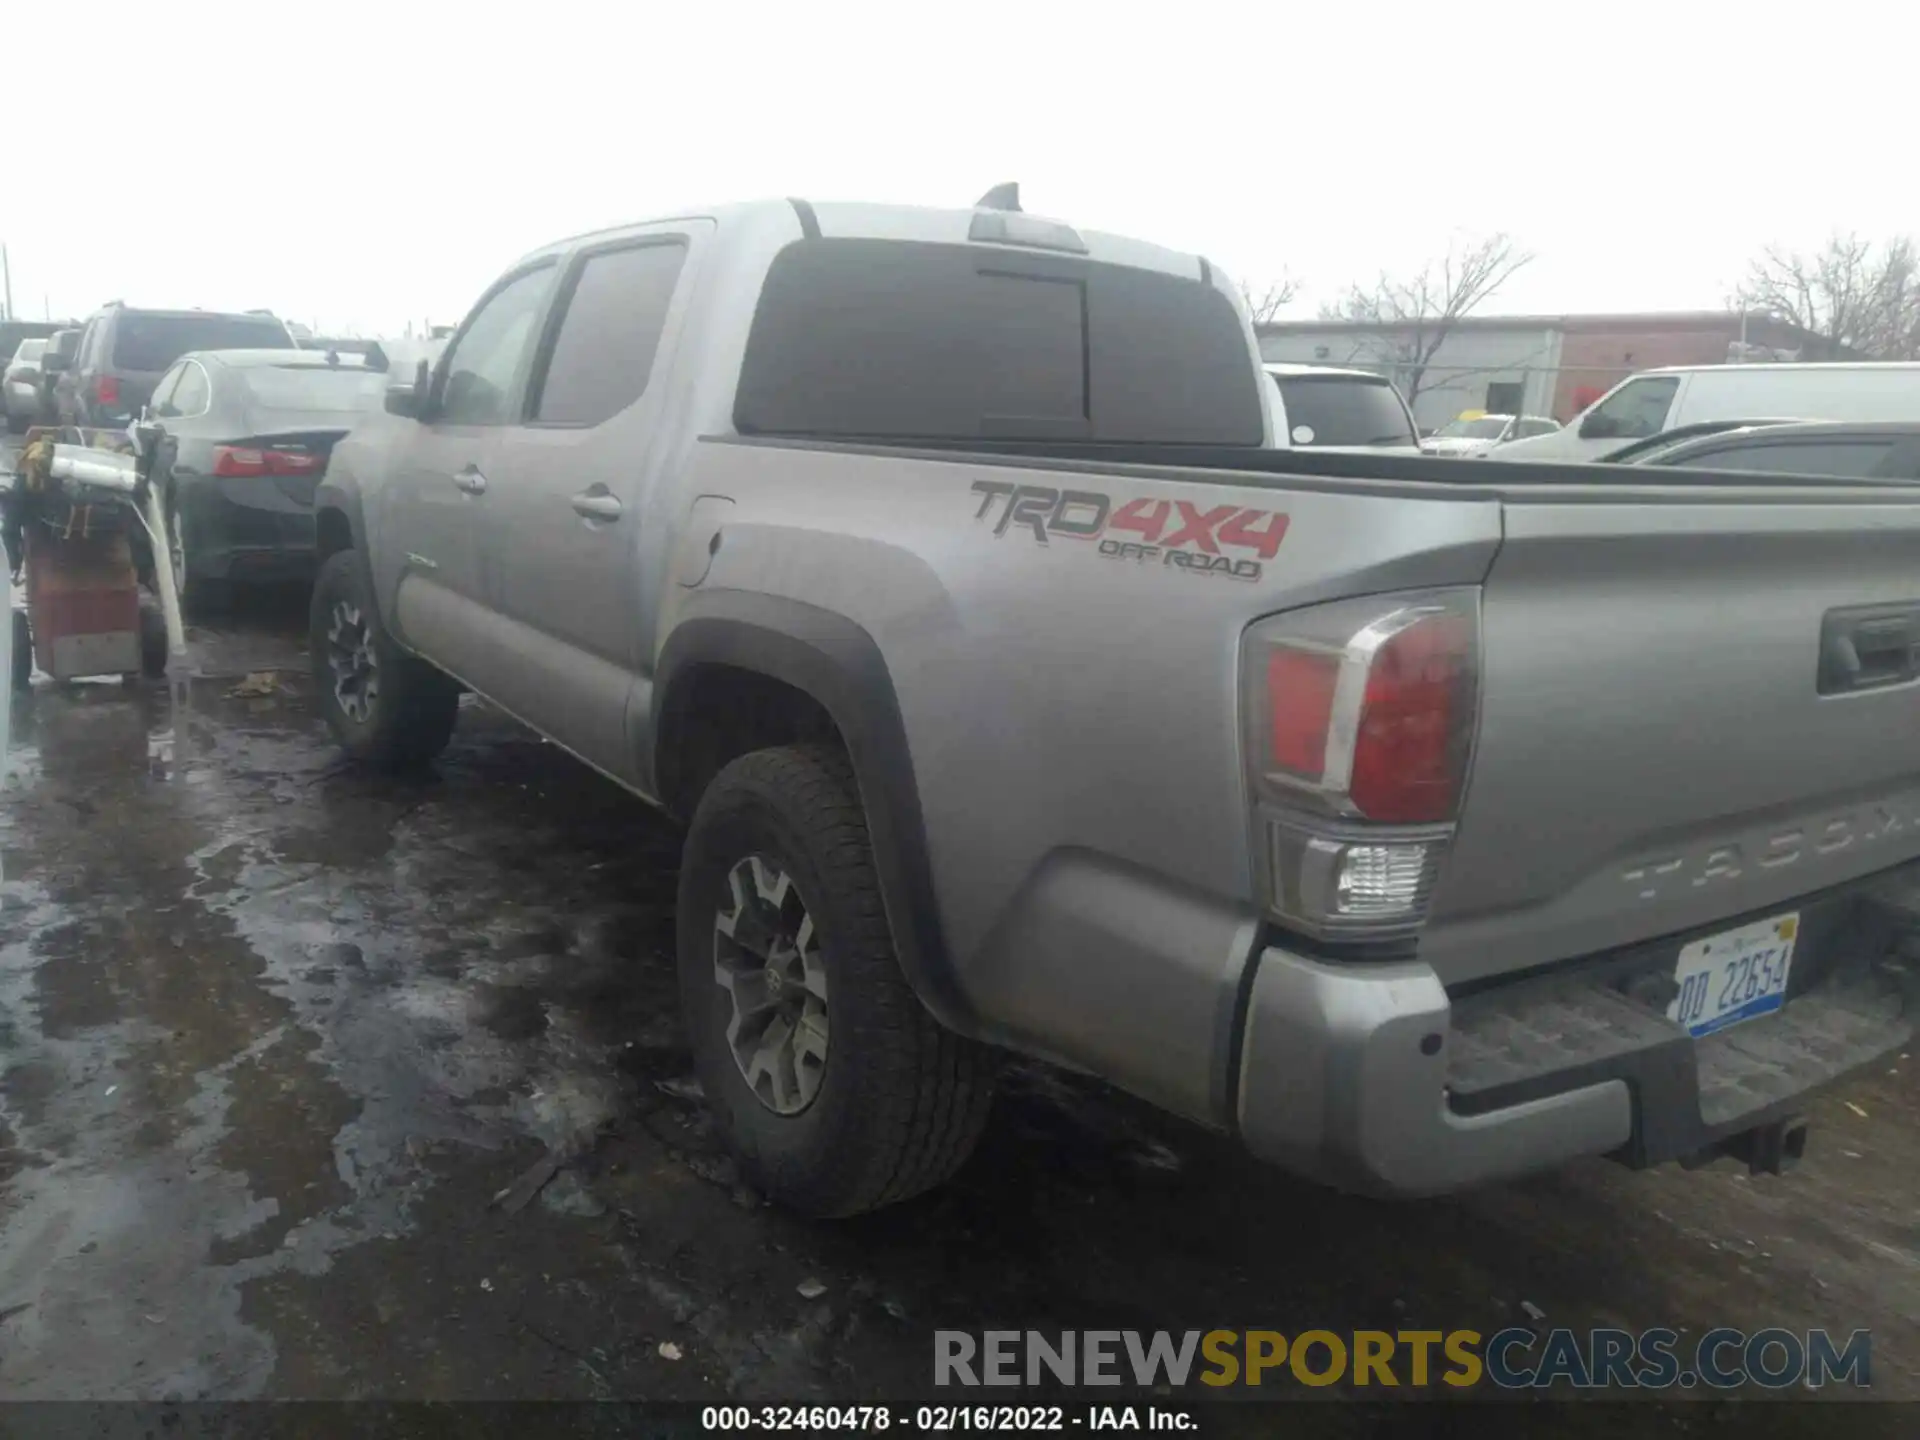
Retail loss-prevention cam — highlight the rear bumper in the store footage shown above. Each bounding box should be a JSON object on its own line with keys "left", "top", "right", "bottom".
{"left": 1235, "top": 871, "right": 1917, "bottom": 1196}
{"left": 178, "top": 482, "right": 317, "bottom": 582}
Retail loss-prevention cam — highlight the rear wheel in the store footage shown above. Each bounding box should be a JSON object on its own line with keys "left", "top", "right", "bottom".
{"left": 309, "top": 549, "right": 459, "bottom": 769}
{"left": 676, "top": 744, "right": 994, "bottom": 1216}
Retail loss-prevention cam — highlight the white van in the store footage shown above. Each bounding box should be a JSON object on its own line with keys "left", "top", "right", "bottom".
{"left": 1492, "top": 362, "right": 1920, "bottom": 463}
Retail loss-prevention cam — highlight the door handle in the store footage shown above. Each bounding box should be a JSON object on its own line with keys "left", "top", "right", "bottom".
{"left": 1818, "top": 602, "right": 1920, "bottom": 694}
{"left": 571, "top": 490, "right": 622, "bottom": 522}
{"left": 452, "top": 468, "right": 488, "bottom": 495}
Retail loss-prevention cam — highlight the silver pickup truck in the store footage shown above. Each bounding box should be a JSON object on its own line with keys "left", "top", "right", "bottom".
{"left": 311, "top": 195, "right": 1920, "bottom": 1216}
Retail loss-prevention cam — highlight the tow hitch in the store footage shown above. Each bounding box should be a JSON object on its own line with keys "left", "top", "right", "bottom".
{"left": 1682, "top": 1116, "right": 1810, "bottom": 1176}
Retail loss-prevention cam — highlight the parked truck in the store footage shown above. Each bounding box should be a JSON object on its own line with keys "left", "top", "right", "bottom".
{"left": 310, "top": 194, "right": 1920, "bottom": 1216}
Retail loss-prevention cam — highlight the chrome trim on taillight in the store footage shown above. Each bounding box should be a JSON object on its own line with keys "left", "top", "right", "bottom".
{"left": 1319, "top": 603, "right": 1454, "bottom": 812}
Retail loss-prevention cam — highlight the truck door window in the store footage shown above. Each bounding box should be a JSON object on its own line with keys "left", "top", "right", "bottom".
{"left": 1580, "top": 376, "right": 1679, "bottom": 440}
{"left": 437, "top": 265, "right": 554, "bottom": 426}
{"left": 1671, "top": 438, "right": 1899, "bottom": 478}
{"left": 531, "top": 241, "right": 687, "bottom": 427}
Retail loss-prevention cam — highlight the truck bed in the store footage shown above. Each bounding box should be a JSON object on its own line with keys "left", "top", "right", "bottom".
{"left": 702, "top": 435, "right": 1920, "bottom": 1009}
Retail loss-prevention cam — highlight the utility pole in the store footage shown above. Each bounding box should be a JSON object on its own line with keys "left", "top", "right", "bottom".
{"left": 1, "top": 244, "right": 11, "bottom": 321}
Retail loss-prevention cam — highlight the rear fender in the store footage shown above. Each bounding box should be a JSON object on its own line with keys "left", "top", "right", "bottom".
{"left": 652, "top": 592, "right": 975, "bottom": 1036}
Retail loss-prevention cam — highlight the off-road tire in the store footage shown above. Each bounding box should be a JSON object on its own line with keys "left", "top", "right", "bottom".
{"left": 676, "top": 744, "right": 994, "bottom": 1217}
{"left": 309, "top": 548, "right": 459, "bottom": 770}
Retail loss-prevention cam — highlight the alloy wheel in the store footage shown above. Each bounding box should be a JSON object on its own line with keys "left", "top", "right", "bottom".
{"left": 713, "top": 854, "right": 829, "bottom": 1116}
{"left": 325, "top": 598, "right": 380, "bottom": 723}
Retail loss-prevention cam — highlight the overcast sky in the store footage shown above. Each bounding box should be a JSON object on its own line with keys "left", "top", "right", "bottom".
{"left": 3, "top": 2, "right": 1911, "bottom": 336}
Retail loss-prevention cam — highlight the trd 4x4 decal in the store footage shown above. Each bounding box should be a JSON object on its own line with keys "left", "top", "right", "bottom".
{"left": 969, "top": 479, "right": 1288, "bottom": 582}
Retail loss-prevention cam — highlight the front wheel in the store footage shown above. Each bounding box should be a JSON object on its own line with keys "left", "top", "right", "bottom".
{"left": 309, "top": 549, "right": 459, "bottom": 769}
{"left": 676, "top": 744, "right": 995, "bottom": 1217}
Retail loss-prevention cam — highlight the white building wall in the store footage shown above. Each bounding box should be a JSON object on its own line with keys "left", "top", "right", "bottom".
{"left": 1259, "top": 324, "right": 1565, "bottom": 430}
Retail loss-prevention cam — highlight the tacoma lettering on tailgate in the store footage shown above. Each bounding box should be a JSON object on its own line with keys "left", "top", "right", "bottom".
{"left": 1622, "top": 795, "right": 1920, "bottom": 901}
{"left": 969, "top": 480, "right": 1288, "bottom": 582}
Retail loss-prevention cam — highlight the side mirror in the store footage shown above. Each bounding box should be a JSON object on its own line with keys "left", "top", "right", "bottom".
{"left": 1578, "top": 412, "right": 1621, "bottom": 440}
{"left": 385, "top": 361, "right": 433, "bottom": 419}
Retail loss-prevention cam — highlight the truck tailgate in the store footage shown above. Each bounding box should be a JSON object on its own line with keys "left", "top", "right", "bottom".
{"left": 1421, "top": 484, "right": 1920, "bottom": 987}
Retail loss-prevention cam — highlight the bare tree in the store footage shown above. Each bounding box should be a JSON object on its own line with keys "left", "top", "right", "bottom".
{"left": 1738, "top": 235, "right": 1920, "bottom": 360}
{"left": 1239, "top": 275, "right": 1302, "bottom": 326}
{"left": 1321, "top": 234, "right": 1532, "bottom": 406}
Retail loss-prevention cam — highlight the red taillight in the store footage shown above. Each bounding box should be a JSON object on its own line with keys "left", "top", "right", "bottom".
{"left": 1348, "top": 613, "right": 1473, "bottom": 824}
{"left": 1265, "top": 648, "right": 1339, "bottom": 779}
{"left": 1251, "top": 599, "right": 1476, "bottom": 824}
{"left": 95, "top": 376, "right": 119, "bottom": 405}
{"left": 1243, "top": 590, "right": 1480, "bottom": 940}
{"left": 213, "top": 445, "right": 320, "bottom": 478}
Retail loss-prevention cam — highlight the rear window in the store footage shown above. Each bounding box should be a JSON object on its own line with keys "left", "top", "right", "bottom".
{"left": 734, "top": 238, "right": 1264, "bottom": 445}
{"left": 11, "top": 340, "right": 46, "bottom": 363}
{"left": 239, "top": 365, "right": 389, "bottom": 413}
{"left": 1275, "top": 374, "right": 1417, "bottom": 447}
{"left": 111, "top": 314, "right": 292, "bottom": 370}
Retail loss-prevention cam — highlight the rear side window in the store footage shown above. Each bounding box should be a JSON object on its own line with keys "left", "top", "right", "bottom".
{"left": 169, "top": 362, "right": 211, "bottom": 417}
{"left": 1671, "top": 439, "right": 1900, "bottom": 478}
{"left": 533, "top": 241, "right": 687, "bottom": 426}
{"left": 111, "top": 314, "right": 292, "bottom": 370}
{"left": 1274, "top": 375, "right": 1416, "bottom": 447}
{"left": 735, "top": 238, "right": 1264, "bottom": 445}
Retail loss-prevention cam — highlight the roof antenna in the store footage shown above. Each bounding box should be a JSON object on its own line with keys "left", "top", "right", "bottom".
{"left": 975, "top": 182, "right": 1021, "bottom": 212}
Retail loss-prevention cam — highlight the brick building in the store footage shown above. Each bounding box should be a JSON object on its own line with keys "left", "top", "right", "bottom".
{"left": 1257, "top": 311, "right": 1840, "bottom": 429}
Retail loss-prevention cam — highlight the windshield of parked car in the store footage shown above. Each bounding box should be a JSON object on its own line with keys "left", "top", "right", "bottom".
{"left": 111, "top": 314, "right": 293, "bottom": 371}
{"left": 1274, "top": 374, "right": 1418, "bottom": 446}
{"left": 11, "top": 340, "right": 46, "bottom": 364}
{"left": 1435, "top": 416, "right": 1509, "bottom": 440}
{"left": 239, "top": 364, "right": 390, "bottom": 412}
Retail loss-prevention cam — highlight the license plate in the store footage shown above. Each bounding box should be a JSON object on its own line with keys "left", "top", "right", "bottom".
{"left": 1667, "top": 912, "right": 1798, "bottom": 1038}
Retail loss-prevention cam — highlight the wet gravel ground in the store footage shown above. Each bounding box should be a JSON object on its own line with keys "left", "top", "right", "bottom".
{"left": 1, "top": 591, "right": 1918, "bottom": 1427}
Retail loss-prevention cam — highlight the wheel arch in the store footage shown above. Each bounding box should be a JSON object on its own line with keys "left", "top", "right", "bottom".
{"left": 652, "top": 594, "right": 976, "bottom": 1038}
{"left": 314, "top": 480, "right": 365, "bottom": 565}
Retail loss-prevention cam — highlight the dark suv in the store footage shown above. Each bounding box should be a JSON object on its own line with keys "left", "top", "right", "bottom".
{"left": 54, "top": 304, "right": 297, "bottom": 426}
